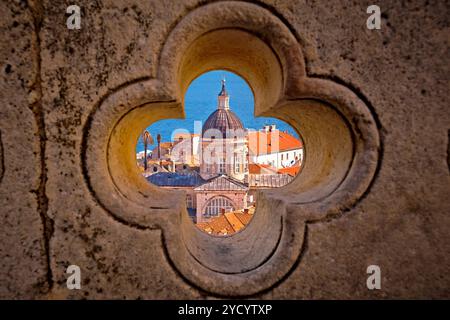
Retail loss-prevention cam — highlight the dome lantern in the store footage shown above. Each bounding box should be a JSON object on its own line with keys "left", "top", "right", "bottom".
{"left": 217, "top": 79, "right": 230, "bottom": 110}
{"left": 202, "top": 79, "right": 244, "bottom": 138}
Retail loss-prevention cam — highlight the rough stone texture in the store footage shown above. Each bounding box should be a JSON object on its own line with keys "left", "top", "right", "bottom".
{"left": 0, "top": 0, "right": 49, "bottom": 298}
{"left": 0, "top": 0, "right": 449, "bottom": 299}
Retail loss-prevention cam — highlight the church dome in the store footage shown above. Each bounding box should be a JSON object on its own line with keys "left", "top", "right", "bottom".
{"left": 202, "top": 79, "right": 244, "bottom": 138}
{"left": 202, "top": 109, "right": 244, "bottom": 138}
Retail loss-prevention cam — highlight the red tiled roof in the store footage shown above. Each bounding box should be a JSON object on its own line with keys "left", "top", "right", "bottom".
{"left": 278, "top": 165, "right": 301, "bottom": 177}
{"left": 196, "top": 208, "right": 254, "bottom": 235}
{"left": 248, "top": 163, "right": 278, "bottom": 174}
{"left": 196, "top": 216, "right": 234, "bottom": 235}
{"left": 233, "top": 211, "right": 253, "bottom": 225}
{"left": 248, "top": 130, "right": 302, "bottom": 156}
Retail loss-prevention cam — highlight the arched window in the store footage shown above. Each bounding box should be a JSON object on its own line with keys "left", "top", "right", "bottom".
{"left": 204, "top": 196, "right": 234, "bottom": 217}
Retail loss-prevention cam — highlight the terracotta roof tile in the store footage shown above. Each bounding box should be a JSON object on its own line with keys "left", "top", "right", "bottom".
{"left": 248, "top": 130, "right": 302, "bottom": 156}
{"left": 197, "top": 215, "right": 234, "bottom": 235}
{"left": 278, "top": 164, "right": 301, "bottom": 177}
{"left": 224, "top": 212, "right": 245, "bottom": 232}
{"left": 234, "top": 211, "right": 253, "bottom": 225}
{"left": 248, "top": 163, "right": 278, "bottom": 174}
{"left": 196, "top": 208, "right": 254, "bottom": 235}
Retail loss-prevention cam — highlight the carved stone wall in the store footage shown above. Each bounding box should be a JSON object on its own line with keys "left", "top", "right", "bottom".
{"left": 0, "top": 0, "right": 448, "bottom": 299}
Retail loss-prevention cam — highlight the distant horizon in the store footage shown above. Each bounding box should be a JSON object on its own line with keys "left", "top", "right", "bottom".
{"left": 136, "top": 70, "right": 299, "bottom": 152}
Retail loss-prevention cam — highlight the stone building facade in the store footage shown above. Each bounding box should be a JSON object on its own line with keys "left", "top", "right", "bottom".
{"left": 194, "top": 175, "right": 248, "bottom": 223}
{"left": 248, "top": 126, "right": 303, "bottom": 169}
{"left": 0, "top": 0, "right": 448, "bottom": 299}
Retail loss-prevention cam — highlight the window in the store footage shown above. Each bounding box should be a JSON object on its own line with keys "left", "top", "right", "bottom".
{"left": 234, "top": 154, "right": 240, "bottom": 173}
{"left": 186, "top": 194, "right": 193, "bottom": 208}
{"left": 218, "top": 158, "right": 225, "bottom": 173}
{"left": 204, "top": 196, "right": 234, "bottom": 217}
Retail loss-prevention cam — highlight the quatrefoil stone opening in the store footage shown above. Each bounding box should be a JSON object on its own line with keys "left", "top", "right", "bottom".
{"left": 82, "top": 1, "right": 380, "bottom": 296}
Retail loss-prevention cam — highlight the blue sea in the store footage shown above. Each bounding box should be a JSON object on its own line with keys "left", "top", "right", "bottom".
{"left": 136, "top": 70, "right": 298, "bottom": 152}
